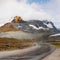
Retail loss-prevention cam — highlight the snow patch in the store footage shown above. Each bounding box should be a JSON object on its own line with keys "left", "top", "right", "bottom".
{"left": 50, "top": 33, "right": 60, "bottom": 37}
{"left": 44, "top": 23, "right": 53, "bottom": 28}
{"left": 29, "top": 24, "right": 45, "bottom": 30}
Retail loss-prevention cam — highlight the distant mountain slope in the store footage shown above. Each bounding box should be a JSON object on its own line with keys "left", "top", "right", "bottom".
{"left": 0, "top": 23, "right": 18, "bottom": 32}
{"left": 0, "top": 16, "right": 59, "bottom": 36}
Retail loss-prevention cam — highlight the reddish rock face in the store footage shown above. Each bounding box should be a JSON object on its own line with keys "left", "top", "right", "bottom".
{"left": 0, "top": 16, "right": 22, "bottom": 32}
{"left": 12, "top": 16, "right": 22, "bottom": 23}
{"left": 0, "top": 22, "right": 18, "bottom": 32}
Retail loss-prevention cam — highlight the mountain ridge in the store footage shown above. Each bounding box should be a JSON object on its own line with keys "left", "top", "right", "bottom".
{"left": 0, "top": 16, "right": 59, "bottom": 35}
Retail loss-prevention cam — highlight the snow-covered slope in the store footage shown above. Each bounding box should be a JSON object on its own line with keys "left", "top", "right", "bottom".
{"left": 29, "top": 24, "right": 46, "bottom": 30}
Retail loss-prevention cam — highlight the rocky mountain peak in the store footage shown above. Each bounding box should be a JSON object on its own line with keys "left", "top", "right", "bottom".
{"left": 0, "top": 16, "right": 59, "bottom": 34}
{"left": 12, "top": 16, "right": 22, "bottom": 23}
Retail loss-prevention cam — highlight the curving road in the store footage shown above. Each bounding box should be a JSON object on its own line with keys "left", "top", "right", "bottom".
{"left": 0, "top": 43, "right": 55, "bottom": 60}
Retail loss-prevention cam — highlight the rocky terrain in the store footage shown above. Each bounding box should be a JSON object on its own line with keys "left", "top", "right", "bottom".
{"left": 0, "top": 16, "right": 60, "bottom": 60}
{"left": 0, "top": 16, "right": 60, "bottom": 40}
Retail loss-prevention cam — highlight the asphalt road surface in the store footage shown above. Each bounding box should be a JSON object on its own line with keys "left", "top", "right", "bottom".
{"left": 0, "top": 43, "right": 55, "bottom": 60}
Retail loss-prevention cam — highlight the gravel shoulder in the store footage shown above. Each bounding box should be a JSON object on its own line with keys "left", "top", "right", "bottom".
{"left": 42, "top": 47, "right": 60, "bottom": 60}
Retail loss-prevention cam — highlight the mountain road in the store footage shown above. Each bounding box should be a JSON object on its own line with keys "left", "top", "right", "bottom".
{"left": 0, "top": 43, "right": 55, "bottom": 60}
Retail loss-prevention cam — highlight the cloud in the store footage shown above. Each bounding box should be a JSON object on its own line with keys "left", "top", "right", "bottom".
{"left": 39, "top": 0, "right": 60, "bottom": 27}
{"left": 0, "top": 0, "right": 51, "bottom": 26}
{"left": 27, "top": 0, "right": 50, "bottom": 4}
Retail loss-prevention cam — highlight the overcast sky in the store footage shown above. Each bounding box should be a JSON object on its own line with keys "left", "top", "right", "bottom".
{"left": 0, "top": 0, "right": 60, "bottom": 28}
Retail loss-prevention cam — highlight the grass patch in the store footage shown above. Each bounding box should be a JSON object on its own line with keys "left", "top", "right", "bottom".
{"left": 47, "top": 41, "right": 60, "bottom": 47}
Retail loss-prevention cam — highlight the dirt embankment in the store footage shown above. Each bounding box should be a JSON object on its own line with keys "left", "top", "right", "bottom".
{"left": 43, "top": 47, "right": 60, "bottom": 60}
{"left": 0, "top": 38, "right": 35, "bottom": 51}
